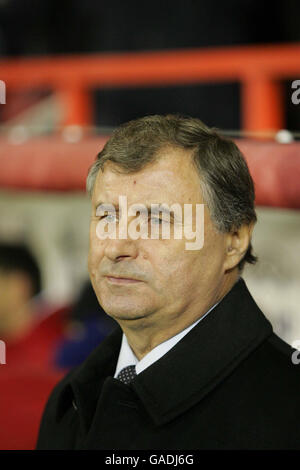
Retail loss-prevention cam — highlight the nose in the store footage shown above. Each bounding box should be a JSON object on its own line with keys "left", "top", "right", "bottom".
{"left": 103, "top": 237, "right": 139, "bottom": 262}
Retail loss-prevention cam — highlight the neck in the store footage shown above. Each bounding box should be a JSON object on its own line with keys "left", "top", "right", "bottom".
{"left": 119, "top": 271, "right": 239, "bottom": 361}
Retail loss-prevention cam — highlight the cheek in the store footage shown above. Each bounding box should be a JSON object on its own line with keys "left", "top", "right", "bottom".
{"left": 88, "top": 224, "right": 104, "bottom": 275}
{"left": 160, "top": 240, "right": 217, "bottom": 286}
{"left": 147, "top": 242, "right": 193, "bottom": 287}
{"left": 193, "top": 234, "right": 226, "bottom": 285}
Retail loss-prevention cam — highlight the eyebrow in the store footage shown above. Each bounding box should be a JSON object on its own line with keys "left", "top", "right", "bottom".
{"left": 95, "top": 203, "right": 117, "bottom": 212}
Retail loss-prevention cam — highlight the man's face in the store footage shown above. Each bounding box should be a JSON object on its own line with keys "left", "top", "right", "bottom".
{"left": 88, "top": 147, "right": 229, "bottom": 330}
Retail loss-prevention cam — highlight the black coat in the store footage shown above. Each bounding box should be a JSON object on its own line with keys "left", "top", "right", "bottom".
{"left": 37, "top": 278, "right": 300, "bottom": 450}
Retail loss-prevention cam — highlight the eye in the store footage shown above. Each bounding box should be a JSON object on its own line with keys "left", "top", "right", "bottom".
{"left": 102, "top": 214, "right": 117, "bottom": 222}
{"left": 150, "top": 217, "right": 163, "bottom": 225}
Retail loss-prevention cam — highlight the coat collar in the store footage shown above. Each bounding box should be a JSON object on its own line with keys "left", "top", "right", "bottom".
{"left": 132, "top": 278, "right": 273, "bottom": 425}
{"left": 57, "top": 325, "right": 122, "bottom": 433}
{"left": 59, "top": 278, "right": 273, "bottom": 430}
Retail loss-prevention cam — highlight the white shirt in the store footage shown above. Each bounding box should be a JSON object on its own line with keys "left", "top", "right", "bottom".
{"left": 114, "top": 302, "right": 218, "bottom": 378}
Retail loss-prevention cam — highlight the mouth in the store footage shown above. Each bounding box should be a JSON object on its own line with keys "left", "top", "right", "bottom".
{"left": 105, "top": 275, "right": 144, "bottom": 284}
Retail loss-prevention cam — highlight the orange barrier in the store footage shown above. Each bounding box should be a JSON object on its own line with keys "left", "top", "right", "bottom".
{"left": 0, "top": 137, "right": 299, "bottom": 209}
{"left": 1, "top": 43, "right": 300, "bottom": 131}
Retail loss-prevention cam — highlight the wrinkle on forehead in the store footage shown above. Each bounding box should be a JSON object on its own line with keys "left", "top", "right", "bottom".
{"left": 93, "top": 148, "right": 202, "bottom": 206}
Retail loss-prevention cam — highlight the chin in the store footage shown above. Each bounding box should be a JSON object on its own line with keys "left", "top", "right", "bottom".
{"left": 100, "top": 297, "right": 153, "bottom": 322}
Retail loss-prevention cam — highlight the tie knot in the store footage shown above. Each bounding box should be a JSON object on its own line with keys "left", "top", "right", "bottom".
{"left": 117, "top": 365, "right": 137, "bottom": 385}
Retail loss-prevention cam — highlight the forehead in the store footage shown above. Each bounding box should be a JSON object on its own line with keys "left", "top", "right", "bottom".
{"left": 92, "top": 147, "right": 203, "bottom": 206}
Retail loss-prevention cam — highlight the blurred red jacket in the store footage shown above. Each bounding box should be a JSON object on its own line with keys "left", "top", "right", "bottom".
{"left": 0, "top": 306, "right": 69, "bottom": 450}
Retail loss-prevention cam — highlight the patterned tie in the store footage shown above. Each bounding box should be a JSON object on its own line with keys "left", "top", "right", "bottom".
{"left": 117, "top": 365, "right": 137, "bottom": 385}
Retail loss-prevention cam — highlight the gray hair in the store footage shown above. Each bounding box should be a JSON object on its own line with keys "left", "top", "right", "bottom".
{"left": 86, "top": 114, "right": 257, "bottom": 270}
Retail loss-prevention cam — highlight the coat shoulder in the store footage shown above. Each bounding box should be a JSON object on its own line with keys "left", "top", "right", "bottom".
{"left": 36, "top": 366, "right": 79, "bottom": 449}
{"left": 239, "top": 332, "right": 300, "bottom": 414}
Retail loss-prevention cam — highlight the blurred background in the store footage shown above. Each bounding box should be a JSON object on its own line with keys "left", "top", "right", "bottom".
{"left": 0, "top": 0, "right": 299, "bottom": 450}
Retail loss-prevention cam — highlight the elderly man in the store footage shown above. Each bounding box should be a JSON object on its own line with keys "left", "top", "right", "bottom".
{"left": 37, "top": 115, "right": 300, "bottom": 450}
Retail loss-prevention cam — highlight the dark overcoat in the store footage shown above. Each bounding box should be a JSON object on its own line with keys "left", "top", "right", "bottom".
{"left": 36, "top": 278, "right": 300, "bottom": 449}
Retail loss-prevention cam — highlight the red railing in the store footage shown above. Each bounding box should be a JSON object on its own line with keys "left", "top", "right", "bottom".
{"left": 0, "top": 136, "right": 300, "bottom": 209}
{"left": 1, "top": 43, "right": 300, "bottom": 131}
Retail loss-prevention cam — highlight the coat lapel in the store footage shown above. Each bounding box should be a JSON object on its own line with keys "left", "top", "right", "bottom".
{"left": 58, "top": 278, "right": 273, "bottom": 432}
{"left": 131, "top": 278, "right": 273, "bottom": 425}
{"left": 57, "top": 325, "right": 123, "bottom": 433}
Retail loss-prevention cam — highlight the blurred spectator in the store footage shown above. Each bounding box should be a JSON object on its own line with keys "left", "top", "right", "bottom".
{"left": 0, "top": 242, "right": 69, "bottom": 369}
{"left": 0, "top": 242, "right": 69, "bottom": 449}
{"left": 0, "top": 242, "right": 41, "bottom": 341}
{"left": 0, "top": 366, "right": 64, "bottom": 449}
{"left": 54, "top": 280, "right": 117, "bottom": 370}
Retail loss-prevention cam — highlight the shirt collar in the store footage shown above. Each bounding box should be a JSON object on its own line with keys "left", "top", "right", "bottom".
{"left": 114, "top": 334, "right": 138, "bottom": 378}
{"left": 114, "top": 301, "right": 219, "bottom": 378}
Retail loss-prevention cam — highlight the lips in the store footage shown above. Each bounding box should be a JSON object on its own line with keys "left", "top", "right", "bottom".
{"left": 105, "top": 275, "right": 143, "bottom": 284}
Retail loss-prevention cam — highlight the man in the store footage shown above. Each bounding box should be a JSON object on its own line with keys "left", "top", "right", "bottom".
{"left": 37, "top": 115, "right": 300, "bottom": 450}
{"left": 0, "top": 242, "right": 68, "bottom": 368}
{"left": 0, "top": 243, "right": 67, "bottom": 449}
{"left": 0, "top": 243, "right": 42, "bottom": 343}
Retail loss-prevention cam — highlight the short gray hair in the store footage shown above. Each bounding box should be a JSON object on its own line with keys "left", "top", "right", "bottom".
{"left": 87, "top": 114, "right": 257, "bottom": 270}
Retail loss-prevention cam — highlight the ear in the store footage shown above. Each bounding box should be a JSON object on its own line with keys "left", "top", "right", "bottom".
{"left": 223, "top": 222, "right": 255, "bottom": 272}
